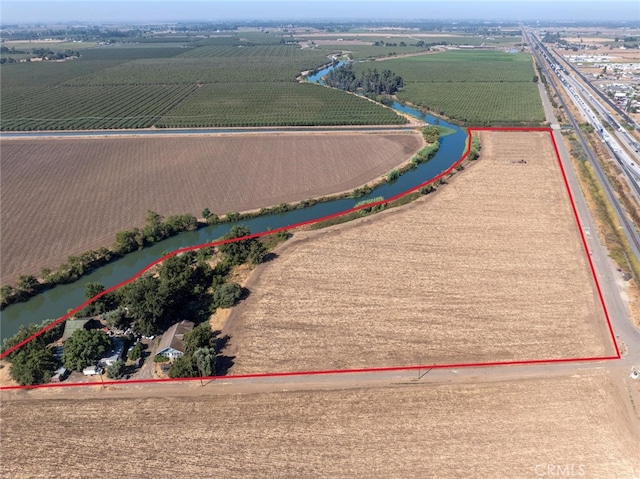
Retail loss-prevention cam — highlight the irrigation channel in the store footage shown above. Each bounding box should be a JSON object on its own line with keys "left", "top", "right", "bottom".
{"left": 1, "top": 97, "right": 467, "bottom": 342}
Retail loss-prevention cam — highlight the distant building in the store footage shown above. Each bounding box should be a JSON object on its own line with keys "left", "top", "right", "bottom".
{"left": 156, "top": 321, "right": 195, "bottom": 360}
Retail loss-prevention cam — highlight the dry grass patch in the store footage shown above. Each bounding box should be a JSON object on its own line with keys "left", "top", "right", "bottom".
{"left": 0, "top": 132, "right": 422, "bottom": 284}
{"left": 1, "top": 371, "right": 638, "bottom": 478}
{"left": 225, "top": 131, "right": 614, "bottom": 374}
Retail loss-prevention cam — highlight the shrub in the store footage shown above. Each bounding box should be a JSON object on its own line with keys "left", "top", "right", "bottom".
{"left": 213, "top": 282, "right": 243, "bottom": 309}
{"left": 386, "top": 169, "right": 400, "bottom": 182}
{"left": 128, "top": 341, "right": 146, "bottom": 361}
{"left": 106, "top": 358, "right": 125, "bottom": 379}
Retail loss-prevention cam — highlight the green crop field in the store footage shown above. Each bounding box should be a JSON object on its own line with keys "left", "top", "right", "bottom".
{"left": 336, "top": 45, "right": 430, "bottom": 60}
{"left": 1, "top": 85, "right": 198, "bottom": 130}
{"left": 154, "top": 82, "right": 405, "bottom": 127}
{"left": 398, "top": 82, "right": 544, "bottom": 124}
{"left": 354, "top": 50, "right": 544, "bottom": 125}
{"left": 1, "top": 42, "right": 407, "bottom": 130}
{"left": 0, "top": 47, "right": 188, "bottom": 88}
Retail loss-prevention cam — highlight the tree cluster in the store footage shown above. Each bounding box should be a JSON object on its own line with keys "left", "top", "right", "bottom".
{"left": 1, "top": 210, "right": 201, "bottom": 310}
{"left": 2, "top": 320, "right": 64, "bottom": 386}
{"left": 113, "top": 210, "right": 198, "bottom": 255}
{"left": 115, "top": 251, "right": 213, "bottom": 336}
{"left": 218, "top": 225, "right": 267, "bottom": 266}
{"left": 324, "top": 65, "right": 403, "bottom": 96}
{"left": 5, "top": 225, "right": 284, "bottom": 385}
{"left": 62, "top": 329, "right": 112, "bottom": 371}
{"left": 421, "top": 125, "right": 440, "bottom": 144}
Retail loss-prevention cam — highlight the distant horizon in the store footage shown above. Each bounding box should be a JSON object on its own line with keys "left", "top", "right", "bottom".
{"left": 1, "top": 1, "right": 639, "bottom": 25}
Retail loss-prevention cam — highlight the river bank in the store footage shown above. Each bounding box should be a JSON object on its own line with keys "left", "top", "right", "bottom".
{"left": 1, "top": 100, "right": 467, "bottom": 341}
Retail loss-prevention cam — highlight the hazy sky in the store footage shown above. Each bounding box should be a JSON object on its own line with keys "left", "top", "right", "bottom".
{"left": 1, "top": 0, "right": 639, "bottom": 24}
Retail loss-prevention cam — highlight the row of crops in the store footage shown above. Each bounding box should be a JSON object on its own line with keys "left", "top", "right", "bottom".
{"left": 61, "top": 55, "right": 330, "bottom": 86}
{"left": 0, "top": 40, "right": 543, "bottom": 130}
{"left": 1, "top": 85, "right": 198, "bottom": 130}
{"left": 397, "top": 82, "right": 545, "bottom": 124}
{"left": 179, "top": 44, "right": 326, "bottom": 59}
{"left": 0, "top": 47, "right": 188, "bottom": 88}
{"left": 1, "top": 40, "right": 409, "bottom": 130}
{"left": 356, "top": 51, "right": 536, "bottom": 83}
{"left": 360, "top": 50, "right": 545, "bottom": 125}
{"left": 154, "top": 82, "right": 407, "bottom": 127}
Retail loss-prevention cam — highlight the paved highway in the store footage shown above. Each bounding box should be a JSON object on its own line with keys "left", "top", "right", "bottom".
{"left": 528, "top": 31, "right": 640, "bottom": 190}
{"left": 525, "top": 28, "right": 640, "bottom": 262}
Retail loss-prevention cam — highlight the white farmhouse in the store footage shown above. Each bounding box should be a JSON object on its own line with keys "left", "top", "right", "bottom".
{"left": 156, "top": 320, "right": 194, "bottom": 360}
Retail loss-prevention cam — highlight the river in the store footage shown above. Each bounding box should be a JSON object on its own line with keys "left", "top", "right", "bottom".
{"left": 1, "top": 98, "right": 466, "bottom": 341}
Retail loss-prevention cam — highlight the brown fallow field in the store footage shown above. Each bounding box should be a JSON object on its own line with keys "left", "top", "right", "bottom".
{"left": 0, "top": 132, "right": 422, "bottom": 285}
{"left": 1, "top": 370, "right": 638, "bottom": 478}
{"left": 224, "top": 131, "right": 616, "bottom": 374}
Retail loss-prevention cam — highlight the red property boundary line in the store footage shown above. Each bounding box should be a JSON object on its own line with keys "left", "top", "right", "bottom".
{"left": 0, "top": 127, "right": 621, "bottom": 391}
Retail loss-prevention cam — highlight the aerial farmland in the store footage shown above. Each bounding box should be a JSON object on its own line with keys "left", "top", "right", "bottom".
{"left": 224, "top": 131, "right": 615, "bottom": 374}
{"left": 0, "top": 132, "right": 422, "bottom": 285}
{"left": 1, "top": 13, "right": 639, "bottom": 479}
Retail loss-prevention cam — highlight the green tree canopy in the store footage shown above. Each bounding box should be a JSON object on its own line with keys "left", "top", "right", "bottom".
{"left": 106, "top": 358, "right": 126, "bottom": 379}
{"left": 80, "top": 281, "right": 115, "bottom": 316}
{"left": 113, "top": 228, "right": 140, "bottom": 255}
{"left": 194, "top": 347, "right": 217, "bottom": 377}
{"left": 103, "top": 307, "right": 131, "bottom": 330}
{"left": 168, "top": 355, "right": 198, "bottom": 378}
{"left": 218, "top": 226, "right": 266, "bottom": 265}
{"left": 10, "top": 346, "right": 57, "bottom": 386}
{"left": 212, "top": 282, "right": 242, "bottom": 309}
{"left": 183, "top": 322, "right": 217, "bottom": 355}
{"left": 117, "top": 274, "right": 168, "bottom": 335}
{"left": 127, "top": 341, "right": 146, "bottom": 361}
{"left": 16, "top": 275, "right": 41, "bottom": 294}
{"left": 1, "top": 319, "right": 63, "bottom": 358}
{"left": 62, "top": 329, "right": 112, "bottom": 371}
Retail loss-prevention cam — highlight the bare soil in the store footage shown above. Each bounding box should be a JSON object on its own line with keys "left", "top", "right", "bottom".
{"left": 0, "top": 132, "right": 422, "bottom": 285}
{"left": 224, "top": 131, "right": 615, "bottom": 374}
{"left": 1, "top": 370, "right": 638, "bottom": 478}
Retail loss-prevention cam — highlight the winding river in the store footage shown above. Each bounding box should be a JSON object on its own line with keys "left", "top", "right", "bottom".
{"left": 1, "top": 97, "right": 467, "bottom": 341}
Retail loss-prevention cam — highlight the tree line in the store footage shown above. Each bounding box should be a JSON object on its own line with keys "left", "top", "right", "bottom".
{"left": 2, "top": 226, "right": 288, "bottom": 385}
{"left": 1, "top": 203, "right": 297, "bottom": 310}
{"left": 0, "top": 210, "right": 199, "bottom": 309}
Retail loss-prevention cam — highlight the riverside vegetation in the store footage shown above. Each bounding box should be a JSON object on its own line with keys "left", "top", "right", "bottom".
{"left": 1, "top": 127, "right": 447, "bottom": 309}
{"left": 1, "top": 226, "right": 290, "bottom": 385}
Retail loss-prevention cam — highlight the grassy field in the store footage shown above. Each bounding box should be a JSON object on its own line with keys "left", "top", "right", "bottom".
{"left": 225, "top": 131, "right": 614, "bottom": 374}
{"left": 1, "top": 371, "right": 638, "bottom": 478}
{"left": 355, "top": 50, "right": 544, "bottom": 125}
{"left": 0, "top": 132, "right": 422, "bottom": 284}
{"left": 0, "top": 43, "right": 406, "bottom": 130}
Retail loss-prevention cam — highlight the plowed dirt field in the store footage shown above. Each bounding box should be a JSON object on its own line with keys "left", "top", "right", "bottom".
{"left": 225, "top": 131, "right": 615, "bottom": 373}
{"left": 0, "top": 132, "right": 422, "bottom": 284}
{"left": 1, "top": 370, "right": 638, "bottom": 478}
